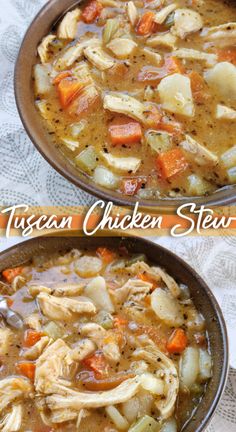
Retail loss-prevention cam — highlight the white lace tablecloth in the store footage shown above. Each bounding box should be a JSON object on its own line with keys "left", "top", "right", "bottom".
{"left": 0, "top": 1, "right": 236, "bottom": 431}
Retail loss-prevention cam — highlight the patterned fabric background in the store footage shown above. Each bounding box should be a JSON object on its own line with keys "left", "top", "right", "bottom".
{"left": 0, "top": 0, "right": 235, "bottom": 431}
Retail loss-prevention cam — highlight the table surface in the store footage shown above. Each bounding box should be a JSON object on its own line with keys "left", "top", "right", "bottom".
{"left": 0, "top": 1, "right": 236, "bottom": 431}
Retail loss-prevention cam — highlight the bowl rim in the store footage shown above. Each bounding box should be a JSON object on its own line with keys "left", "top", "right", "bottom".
{"left": 0, "top": 233, "right": 229, "bottom": 431}
{"left": 14, "top": 0, "right": 236, "bottom": 209}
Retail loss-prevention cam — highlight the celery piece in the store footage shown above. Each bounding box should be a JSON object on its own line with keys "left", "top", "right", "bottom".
{"left": 146, "top": 131, "right": 171, "bottom": 154}
{"left": 129, "top": 415, "right": 160, "bottom": 432}
{"left": 43, "top": 321, "right": 62, "bottom": 339}
{"left": 75, "top": 146, "right": 97, "bottom": 174}
{"left": 103, "top": 18, "right": 119, "bottom": 44}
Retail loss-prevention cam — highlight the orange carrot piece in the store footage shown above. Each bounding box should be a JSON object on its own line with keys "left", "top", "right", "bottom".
{"left": 82, "top": 352, "right": 109, "bottom": 378}
{"left": 57, "top": 78, "right": 83, "bottom": 109}
{"left": 81, "top": 0, "right": 102, "bottom": 23}
{"left": 113, "top": 316, "right": 128, "bottom": 327}
{"left": 2, "top": 267, "right": 23, "bottom": 284}
{"left": 188, "top": 71, "right": 210, "bottom": 103}
{"left": 53, "top": 71, "right": 72, "bottom": 85}
{"left": 97, "top": 247, "right": 116, "bottom": 263}
{"left": 137, "top": 11, "right": 156, "bottom": 36}
{"left": 108, "top": 117, "right": 142, "bottom": 145}
{"left": 167, "top": 328, "right": 188, "bottom": 354}
{"left": 6, "top": 298, "right": 14, "bottom": 307}
{"left": 165, "top": 56, "right": 185, "bottom": 74}
{"left": 120, "top": 178, "right": 145, "bottom": 196}
{"left": 16, "top": 362, "right": 36, "bottom": 381}
{"left": 79, "top": 372, "right": 134, "bottom": 391}
{"left": 156, "top": 148, "right": 188, "bottom": 179}
{"left": 217, "top": 47, "right": 236, "bottom": 65}
{"left": 23, "top": 330, "right": 43, "bottom": 348}
{"left": 138, "top": 272, "right": 158, "bottom": 290}
{"left": 144, "top": 104, "right": 162, "bottom": 129}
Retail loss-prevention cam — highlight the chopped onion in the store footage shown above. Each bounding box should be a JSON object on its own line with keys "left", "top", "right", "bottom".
{"left": 105, "top": 406, "right": 129, "bottom": 430}
{"left": 93, "top": 166, "right": 120, "bottom": 190}
{"left": 75, "top": 146, "right": 98, "bottom": 174}
{"left": 198, "top": 349, "right": 212, "bottom": 382}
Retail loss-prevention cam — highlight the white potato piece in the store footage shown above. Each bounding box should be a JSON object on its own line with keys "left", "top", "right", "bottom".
{"left": 104, "top": 93, "right": 146, "bottom": 123}
{"left": 216, "top": 104, "right": 236, "bottom": 120}
{"left": 84, "top": 276, "right": 115, "bottom": 313}
{"left": 187, "top": 174, "right": 212, "bottom": 196}
{"left": 180, "top": 347, "right": 199, "bottom": 390}
{"left": 127, "top": 1, "right": 139, "bottom": 26}
{"left": 173, "top": 48, "right": 217, "bottom": 66}
{"left": 34, "top": 64, "right": 51, "bottom": 95}
{"left": 151, "top": 289, "right": 184, "bottom": 327}
{"left": 93, "top": 166, "right": 120, "bottom": 189}
{"left": 38, "top": 35, "right": 56, "bottom": 63}
{"left": 171, "top": 8, "right": 203, "bottom": 39}
{"left": 147, "top": 33, "right": 177, "bottom": 49}
{"left": 57, "top": 8, "right": 80, "bottom": 39}
{"left": 180, "top": 135, "right": 218, "bottom": 166}
{"left": 141, "top": 373, "right": 165, "bottom": 395}
{"left": 61, "top": 138, "right": 79, "bottom": 152}
{"left": 107, "top": 38, "right": 137, "bottom": 59}
{"left": 75, "top": 256, "right": 103, "bottom": 277}
{"left": 161, "top": 418, "right": 177, "bottom": 432}
{"left": 158, "top": 73, "right": 194, "bottom": 117}
{"left": 101, "top": 152, "right": 141, "bottom": 173}
{"left": 198, "top": 349, "right": 212, "bottom": 382}
{"left": 204, "top": 62, "right": 236, "bottom": 102}
{"left": 84, "top": 45, "right": 115, "bottom": 70}
{"left": 0, "top": 328, "right": 13, "bottom": 356}
{"left": 154, "top": 4, "right": 177, "bottom": 24}
{"left": 221, "top": 145, "right": 236, "bottom": 168}
{"left": 105, "top": 406, "right": 129, "bottom": 430}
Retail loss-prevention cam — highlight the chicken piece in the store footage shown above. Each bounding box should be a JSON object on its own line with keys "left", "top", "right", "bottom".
{"left": 29, "top": 282, "right": 84, "bottom": 297}
{"left": 104, "top": 93, "right": 146, "bottom": 123}
{"left": 173, "top": 48, "right": 217, "bottom": 66}
{"left": 204, "top": 62, "right": 236, "bottom": 102}
{"left": 24, "top": 313, "right": 42, "bottom": 331}
{"left": 143, "top": 48, "right": 162, "bottom": 66}
{"left": 84, "top": 45, "right": 115, "bottom": 70}
{"left": 101, "top": 152, "right": 141, "bottom": 174}
{"left": 0, "top": 377, "right": 33, "bottom": 412}
{"left": 202, "top": 23, "right": 236, "bottom": 47}
{"left": 107, "top": 38, "right": 137, "bottom": 60}
{"left": 75, "top": 256, "right": 103, "bottom": 278}
{"left": 0, "top": 404, "right": 23, "bottom": 432}
{"left": 70, "top": 339, "right": 96, "bottom": 361}
{"left": 55, "top": 39, "right": 99, "bottom": 71}
{"left": 34, "top": 64, "right": 52, "bottom": 95}
{"left": 37, "top": 35, "right": 56, "bottom": 63}
{"left": 57, "top": 8, "right": 81, "bottom": 40}
{"left": 147, "top": 33, "right": 177, "bottom": 50}
{"left": 216, "top": 104, "right": 236, "bottom": 120}
{"left": 127, "top": 2, "right": 139, "bottom": 26}
{"left": 0, "top": 328, "right": 12, "bottom": 356}
{"left": 80, "top": 323, "right": 121, "bottom": 363}
{"left": 180, "top": 134, "right": 218, "bottom": 166}
{"left": 37, "top": 293, "right": 96, "bottom": 322}
{"left": 154, "top": 4, "right": 177, "bottom": 24}
{"left": 35, "top": 339, "right": 77, "bottom": 394}
{"left": 22, "top": 336, "right": 52, "bottom": 361}
{"left": 46, "top": 377, "right": 142, "bottom": 410}
{"left": 133, "top": 343, "right": 179, "bottom": 420}
{"left": 112, "top": 279, "right": 152, "bottom": 305}
{"left": 158, "top": 73, "right": 195, "bottom": 117}
{"left": 171, "top": 8, "right": 203, "bottom": 39}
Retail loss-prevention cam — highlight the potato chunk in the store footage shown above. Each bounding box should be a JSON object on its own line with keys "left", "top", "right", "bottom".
{"left": 171, "top": 8, "right": 203, "bottom": 39}
{"left": 157, "top": 73, "right": 194, "bottom": 117}
{"left": 151, "top": 289, "right": 184, "bottom": 327}
{"left": 204, "top": 62, "right": 236, "bottom": 102}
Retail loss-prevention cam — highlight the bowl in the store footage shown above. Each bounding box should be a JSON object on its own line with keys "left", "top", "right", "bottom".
{"left": 0, "top": 234, "right": 229, "bottom": 431}
{"left": 14, "top": 0, "right": 236, "bottom": 209}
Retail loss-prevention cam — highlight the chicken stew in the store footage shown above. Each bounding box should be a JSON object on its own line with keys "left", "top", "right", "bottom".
{"left": 0, "top": 247, "right": 212, "bottom": 431}
{"left": 33, "top": 0, "right": 236, "bottom": 200}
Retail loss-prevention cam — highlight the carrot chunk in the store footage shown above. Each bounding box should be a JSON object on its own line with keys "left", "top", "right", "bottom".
{"left": 138, "top": 272, "right": 158, "bottom": 290}
{"left": 188, "top": 71, "right": 210, "bottom": 103}
{"left": 2, "top": 267, "right": 23, "bottom": 284}
{"left": 16, "top": 362, "right": 36, "bottom": 381}
{"left": 113, "top": 316, "right": 128, "bottom": 327}
{"left": 53, "top": 71, "right": 72, "bottom": 85}
{"left": 217, "top": 47, "right": 236, "bottom": 65}
{"left": 79, "top": 371, "right": 134, "bottom": 391}
{"left": 137, "top": 12, "right": 156, "bottom": 36}
{"left": 156, "top": 148, "right": 188, "bottom": 179}
{"left": 97, "top": 247, "right": 116, "bottom": 264}
{"left": 81, "top": 0, "right": 102, "bottom": 23}
{"left": 23, "top": 330, "right": 43, "bottom": 348}
{"left": 82, "top": 352, "right": 109, "bottom": 378}
{"left": 57, "top": 78, "right": 84, "bottom": 109}
{"left": 165, "top": 56, "right": 185, "bottom": 74}
{"left": 120, "top": 178, "right": 145, "bottom": 196}
{"left": 167, "top": 328, "right": 188, "bottom": 354}
{"left": 144, "top": 104, "right": 162, "bottom": 129}
{"left": 108, "top": 116, "right": 142, "bottom": 145}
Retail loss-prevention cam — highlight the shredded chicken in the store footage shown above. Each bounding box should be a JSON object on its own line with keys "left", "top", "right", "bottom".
{"left": 24, "top": 313, "right": 42, "bottom": 331}
{"left": 133, "top": 343, "right": 179, "bottom": 420}
{"left": 171, "top": 8, "right": 203, "bottom": 39}
{"left": 101, "top": 152, "right": 141, "bottom": 173}
{"left": 173, "top": 48, "right": 217, "bottom": 66}
{"left": 180, "top": 134, "right": 218, "bottom": 166}
{"left": 55, "top": 39, "right": 99, "bottom": 70}
{"left": 0, "top": 328, "right": 12, "bottom": 356}
{"left": 112, "top": 279, "right": 152, "bottom": 304}
{"left": 127, "top": 2, "right": 139, "bottom": 26}
{"left": 154, "top": 4, "right": 177, "bottom": 24}
{"left": 22, "top": 336, "right": 52, "bottom": 361}
{"left": 29, "top": 282, "right": 84, "bottom": 297}
{"left": 46, "top": 377, "right": 142, "bottom": 410}
{"left": 104, "top": 93, "right": 146, "bottom": 123}
{"left": 147, "top": 33, "right": 177, "bottom": 49}
{"left": 70, "top": 339, "right": 96, "bottom": 361}
{"left": 202, "top": 23, "right": 236, "bottom": 47}
{"left": 80, "top": 323, "right": 121, "bottom": 363}
{"left": 57, "top": 8, "right": 81, "bottom": 39}
{"left": 0, "top": 377, "right": 33, "bottom": 412}
{"left": 37, "top": 35, "right": 56, "bottom": 63}
{"left": 84, "top": 45, "right": 116, "bottom": 70}
{"left": 35, "top": 339, "right": 77, "bottom": 394}
{"left": 37, "top": 293, "right": 96, "bottom": 321}
{"left": 0, "top": 404, "right": 23, "bottom": 432}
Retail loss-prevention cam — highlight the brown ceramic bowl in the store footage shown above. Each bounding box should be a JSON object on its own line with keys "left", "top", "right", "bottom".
{"left": 14, "top": 0, "right": 236, "bottom": 209}
{"left": 0, "top": 234, "right": 228, "bottom": 431}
